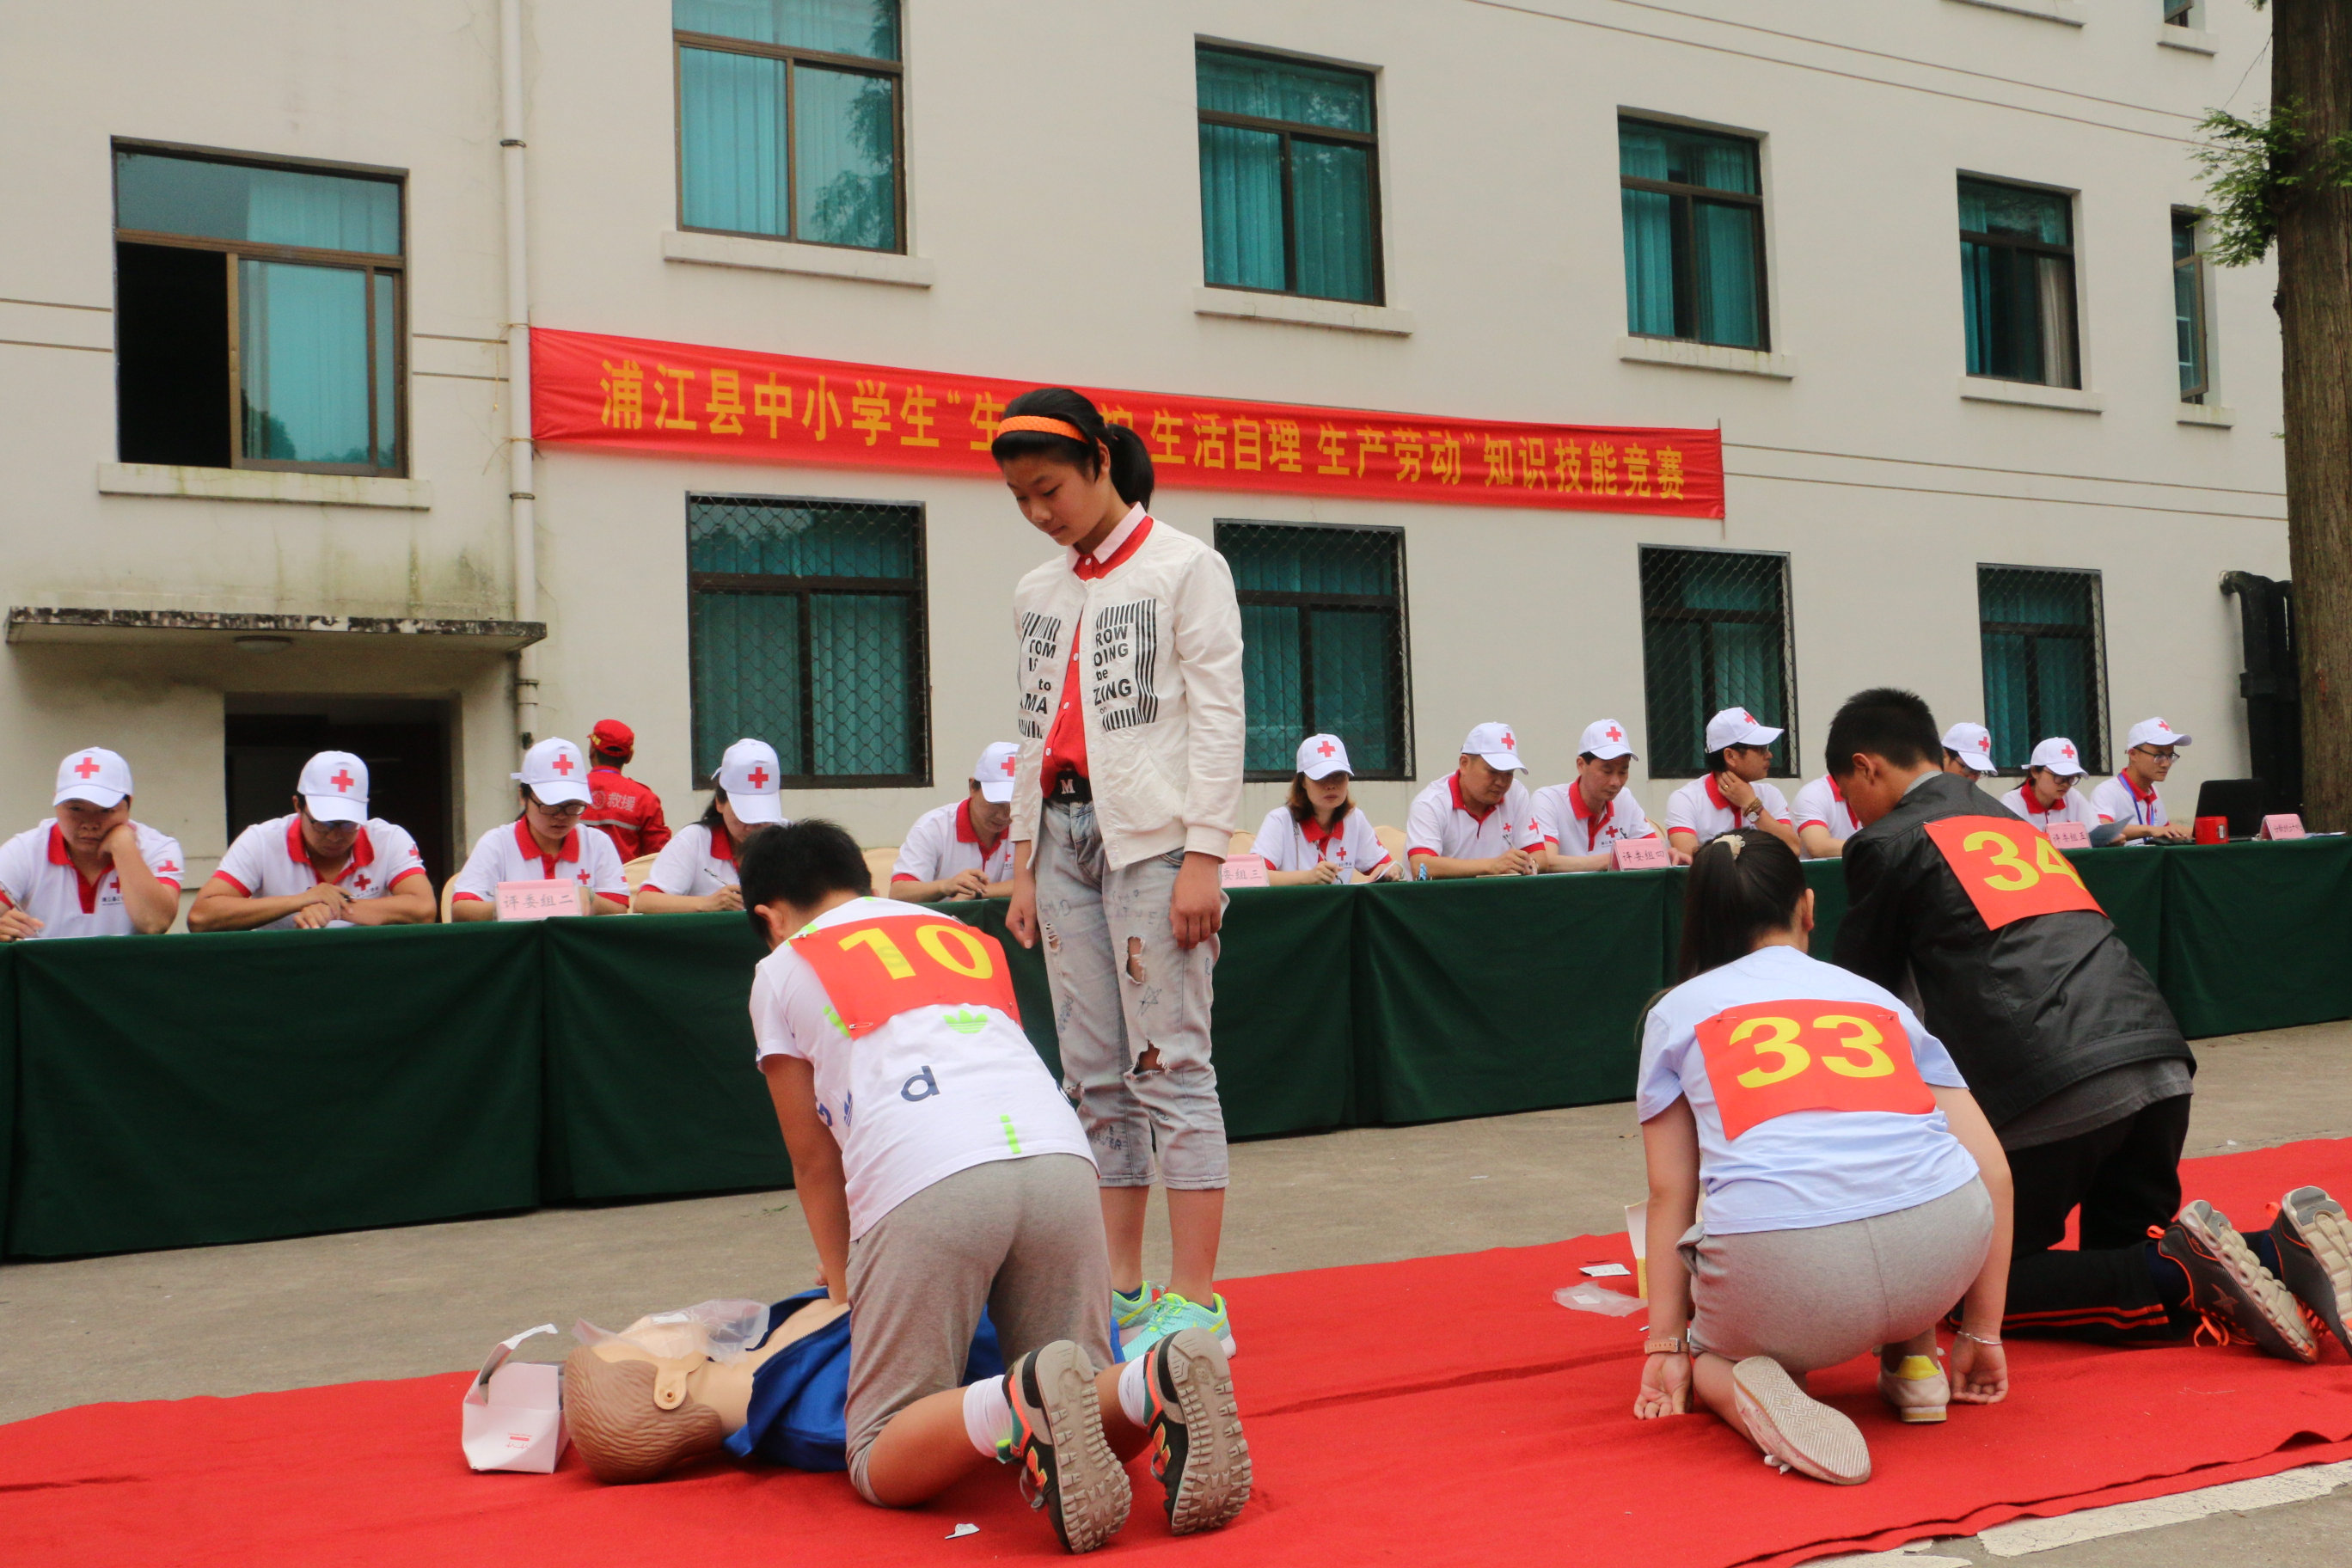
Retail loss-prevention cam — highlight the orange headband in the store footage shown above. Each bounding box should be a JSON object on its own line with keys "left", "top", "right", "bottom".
{"left": 995, "top": 415, "right": 1093, "bottom": 444}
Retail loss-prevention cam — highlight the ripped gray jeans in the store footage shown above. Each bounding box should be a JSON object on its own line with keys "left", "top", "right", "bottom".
{"left": 1033, "top": 800, "right": 1228, "bottom": 1191}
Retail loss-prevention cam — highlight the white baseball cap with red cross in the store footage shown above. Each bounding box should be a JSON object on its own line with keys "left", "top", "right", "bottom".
{"left": 2028, "top": 737, "right": 2088, "bottom": 777}
{"left": 1297, "top": 733, "right": 1353, "bottom": 780}
{"left": 1943, "top": 723, "right": 1996, "bottom": 775}
{"left": 973, "top": 741, "right": 1020, "bottom": 803}
{"left": 1579, "top": 720, "right": 1635, "bottom": 762}
{"left": 2126, "top": 717, "right": 2191, "bottom": 750}
{"left": 1705, "top": 707, "right": 1783, "bottom": 753}
{"left": 54, "top": 747, "right": 133, "bottom": 809}
{"left": 513, "top": 738, "right": 592, "bottom": 807}
{"left": 719, "top": 738, "right": 786, "bottom": 824}
{"left": 1461, "top": 722, "right": 1525, "bottom": 773}
{"left": 299, "top": 750, "right": 371, "bottom": 824}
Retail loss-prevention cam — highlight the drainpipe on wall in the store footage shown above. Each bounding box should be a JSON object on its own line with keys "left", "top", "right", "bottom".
{"left": 499, "top": 0, "right": 540, "bottom": 750}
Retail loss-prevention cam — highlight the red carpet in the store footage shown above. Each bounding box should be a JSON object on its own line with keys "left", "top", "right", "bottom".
{"left": 9, "top": 1140, "right": 2352, "bottom": 1568}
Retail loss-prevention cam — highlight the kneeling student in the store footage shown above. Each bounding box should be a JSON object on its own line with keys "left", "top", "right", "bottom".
{"left": 1633, "top": 829, "right": 2014, "bottom": 1485}
{"left": 744, "top": 821, "right": 1249, "bottom": 1550}
{"left": 1253, "top": 735, "right": 1397, "bottom": 885}
{"left": 891, "top": 741, "right": 1023, "bottom": 903}
{"left": 634, "top": 738, "right": 789, "bottom": 914}
{"left": 191, "top": 752, "right": 433, "bottom": 930}
{"left": 1532, "top": 720, "right": 1680, "bottom": 872}
{"left": 2000, "top": 738, "right": 2097, "bottom": 834}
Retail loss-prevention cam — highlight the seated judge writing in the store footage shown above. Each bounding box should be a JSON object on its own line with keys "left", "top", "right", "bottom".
{"left": 449, "top": 738, "right": 632, "bottom": 918}
{"left": 1532, "top": 719, "right": 1682, "bottom": 872}
{"left": 1999, "top": 738, "right": 2098, "bottom": 834}
{"left": 1253, "top": 734, "right": 1399, "bottom": 885}
{"left": 1663, "top": 708, "right": 1799, "bottom": 856}
{"left": 189, "top": 751, "right": 433, "bottom": 930}
{"left": 1632, "top": 828, "right": 2013, "bottom": 1486}
{"left": 1404, "top": 723, "right": 1544, "bottom": 879}
{"left": 0, "top": 748, "right": 183, "bottom": 941}
{"left": 889, "top": 741, "right": 1023, "bottom": 903}
{"left": 634, "top": 738, "right": 789, "bottom": 914}
{"left": 2089, "top": 718, "right": 2194, "bottom": 842}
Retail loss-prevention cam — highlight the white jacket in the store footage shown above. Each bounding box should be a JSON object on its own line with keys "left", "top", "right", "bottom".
{"left": 1009, "top": 511, "right": 1246, "bottom": 869}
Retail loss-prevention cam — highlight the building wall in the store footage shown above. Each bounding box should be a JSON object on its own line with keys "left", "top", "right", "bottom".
{"left": 0, "top": 0, "right": 2286, "bottom": 887}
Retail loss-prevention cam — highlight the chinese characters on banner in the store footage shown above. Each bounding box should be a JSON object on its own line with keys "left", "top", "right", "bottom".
{"left": 530, "top": 328, "right": 1724, "bottom": 518}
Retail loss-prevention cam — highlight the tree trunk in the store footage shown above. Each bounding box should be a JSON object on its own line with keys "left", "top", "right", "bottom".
{"left": 2275, "top": 1, "right": 2352, "bottom": 829}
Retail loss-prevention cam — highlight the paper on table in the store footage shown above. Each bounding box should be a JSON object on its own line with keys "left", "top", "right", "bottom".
{"left": 1580, "top": 1262, "right": 1632, "bottom": 1278}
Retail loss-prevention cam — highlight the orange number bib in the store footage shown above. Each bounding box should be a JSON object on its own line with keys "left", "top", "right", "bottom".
{"left": 1694, "top": 1000, "right": 1935, "bottom": 1141}
{"left": 1923, "top": 814, "right": 2103, "bottom": 930}
{"left": 790, "top": 915, "right": 1021, "bottom": 1038}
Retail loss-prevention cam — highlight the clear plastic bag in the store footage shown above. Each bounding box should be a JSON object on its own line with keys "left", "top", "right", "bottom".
{"left": 573, "top": 1298, "right": 771, "bottom": 1363}
{"left": 1552, "top": 1282, "right": 1645, "bottom": 1317}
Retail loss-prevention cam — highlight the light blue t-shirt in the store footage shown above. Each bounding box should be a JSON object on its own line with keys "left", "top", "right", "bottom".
{"left": 1637, "top": 945, "right": 1980, "bottom": 1234}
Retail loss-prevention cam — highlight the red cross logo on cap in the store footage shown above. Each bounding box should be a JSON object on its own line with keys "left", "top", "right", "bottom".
{"left": 1317, "top": 740, "right": 1337, "bottom": 758}
{"left": 1743, "top": 711, "right": 1756, "bottom": 725}
{"left": 1001, "top": 753, "right": 1018, "bottom": 775}
{"left": 330, "top": 769, "right": 356, "bottom": 792}
{"left": 1604, "top": 726, "right": 1623, "bottom": 743}
{"left": 2157, "top": 721, "right": 2171, "bottom": 732}
{"left": 2061, "top": 744, "right": 2076, "bottom": 760}
{"left": 73, "top": 756, "right": 101, "bottom": 780}
{"left": 1501, "top": 731, "right": 1516, "bottom": 750}
{"left": 747, "top": 765, "right": 771, "bottom": 789}
{"left": 551, "top": 752, "right": 575, "bottom": 775}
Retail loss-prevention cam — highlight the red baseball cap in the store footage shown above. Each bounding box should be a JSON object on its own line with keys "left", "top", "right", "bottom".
{"left": 590, "top": 719, "right": 635, "bottom": 756}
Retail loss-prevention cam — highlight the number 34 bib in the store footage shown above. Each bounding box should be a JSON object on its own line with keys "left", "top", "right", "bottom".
{"left": 1694, "top": 1001, "right": 1935, "bottom": 1140}
{"left": 1924, "top": 814, "right": 2103, "bottom": 930}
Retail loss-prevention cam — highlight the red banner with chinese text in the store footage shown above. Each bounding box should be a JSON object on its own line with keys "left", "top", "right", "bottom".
{"left": 530, "top": 327, "right": 1724, "bottom": 518}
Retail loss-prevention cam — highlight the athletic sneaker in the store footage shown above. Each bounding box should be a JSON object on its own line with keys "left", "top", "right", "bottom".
{"left": 2156, "top": 1200, "right": 2317, "bottom": 1364}
{"left": 1875, "top": 1352, "right": 1948, "bottom": 1424}
{"left": 1139, "top": 1326, "right": 1253, "bottom": 1534}
{"left": 1112, "top": 1283, "right": 1156, "bottom": 1340}
{"left": 1124, "top": 1290, "right": 1237, "bottom": 1358}
{"left": 1003, "top": 1341, "right": 1131, "bottom": 1553}
{"left": 2271, "top": 1185, "right": 2352, "bottom": 1357}
{"left": 1730, "top": 1356, "right": 1871, "bottom": 1485}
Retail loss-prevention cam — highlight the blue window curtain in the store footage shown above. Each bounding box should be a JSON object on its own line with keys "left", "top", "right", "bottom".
{"left": 2173, "top": 215, "right": 2207, "bottom": 401}
{"left": 1640, "top": 549, "right": 1792, "bottom": 776}
{"left": 679, "top": 48, "right": 789, "bottom": 236}
{"left": 115, "top": 152, "right": 400, "bottom": 254}
{"left": 1619, "top": 120, "right": 1763, "bottom": 348}
{"left": 237, "top": 260, "right": 371, "bottom": 466}
{"left": 676, "top": 0, "right": 897, "bottom": 58}
{"left": 1197, "top": 48, "right": 1379, "bottom": 304}
{"left": 1978, "top": 568, "right": 2104, "bottom": 772}
{"left": 1221, "top": 523, "right": 1408, "bottom": 777}
{"left": 1240, "top": 604, "right": 1305, "bottom": 773}
{"left": 793, "top": 66, "right": 897, "bottom": 250}
{"left": 688, "top": 499, "right": 923, "bottom": 781}
{"left": 1959, "top": 179, "right": 2077, "bottom": 388}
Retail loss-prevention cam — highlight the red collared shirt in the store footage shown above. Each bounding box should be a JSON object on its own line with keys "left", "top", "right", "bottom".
{"left": 583, "top": 764, "right": 672, "bottom": 858}
{"left": 1041, "top": 511, "right": 1155, "bottom": 793}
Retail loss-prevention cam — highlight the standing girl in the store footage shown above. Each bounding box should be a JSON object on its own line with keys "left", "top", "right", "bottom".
{"left": 997, "top": 388, "right": 1246, "bottom": 1357}
{"left": 1252, "top": 734, "right": 1399, "bottom": 885}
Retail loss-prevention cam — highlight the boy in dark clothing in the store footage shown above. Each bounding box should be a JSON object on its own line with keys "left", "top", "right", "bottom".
{"left": 1825, "top": 688, "right": 2346, "bottom": 1363}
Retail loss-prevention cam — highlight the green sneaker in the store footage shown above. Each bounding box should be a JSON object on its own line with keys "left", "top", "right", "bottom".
{"left": 1112, "top": 1283, "right": 1155, "bottom": 1342}
{"left": 1141, "top": 1326, "right": 1252, "bottom": 1534}
{"left": 1124, "top": 1289, "right": 1236, "bottom": 1358}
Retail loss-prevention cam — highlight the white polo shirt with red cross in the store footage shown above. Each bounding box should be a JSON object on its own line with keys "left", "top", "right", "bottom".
{"left": 211, "top": 814, "right": 428, "bottom": 928}
{"left": 640, "top": 821, "right": 745, "bottom": 898}
{"left": 1406, "top": 773, "right": 1543, "bottom": 863}
{"left": 449, "top": 818, "right": 630, "bottom": 907}
{"left": 2090, "top": 772, "right": 2169, "bottom": 830}
{"left": 1531, "top": 781, "right": 1657, "bottom": 856}
{"left": 1790, "top": 775, "right": 1861, "bottom": 850}
{"left": 1252, "top": 804, "right": 1393, "bottom": 882}
{"left": 891, "top": 800, "right": 1016, "bottom": 889}
{"left": 1663, "top": 774, "right": 1793, "bottom": 843}
{"left": 0, "top": 819, "right": 186, "bottom": 940}
{"left": 2002, "top": 784, "right": 2098, "bottom": 832}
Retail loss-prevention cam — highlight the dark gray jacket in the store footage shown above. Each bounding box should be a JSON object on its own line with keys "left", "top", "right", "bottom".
{"left": 1832, "top": 771, "right": 2190, "bottom": 1126}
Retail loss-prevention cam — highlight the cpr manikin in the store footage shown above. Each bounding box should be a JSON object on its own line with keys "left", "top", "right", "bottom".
{"left": 565, "top": 1296, "right": 847, "bottom": 1483}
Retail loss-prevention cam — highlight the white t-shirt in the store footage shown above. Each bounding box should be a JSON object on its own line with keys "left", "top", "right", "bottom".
{"left": 891, "top": 800, "right": 1016, "bottom": 889}
{"left": 750, "top": 895, "right": 1092, "bottom": 1238}
{"left": 2090, "top": 773, "right": 2169, "bottom": 829}
{"left": 639, "top": 821, "right": 744, "bottom": 898}
{"left": 1530, "top": 781, "right": 1657, "bottom": 857}
{"left": 1790, "top": 775, "right": 1860, "bottom": 854}
{"left": 1663, "top": 775, "right": 1793, "bottom": 843}
{"left": 1636, "top": 945, "right": 1979, "bottom": 1235}
{"left": 0, "top": 819, "right": 186, "bottom": 940}
{"left": 1251, "top": 804, "right": 1393, "bottom": 882}
{"left": 2000, "top": 784, "right": 2098, "bottom": 832}
{"left": 449, "top": 818, "right": 630, "bottom": 909}
{"left": 1405, "top": 774, "right": 1543, "bottom": 864}
{"left": 211, "top": 814, "right": 428, "bottom": 929}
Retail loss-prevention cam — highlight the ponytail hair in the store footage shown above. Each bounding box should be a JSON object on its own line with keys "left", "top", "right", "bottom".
{"left": 1675, "top": 827, "right": 1808, "bottom": 980}
{"left": 990, "top": 387, "right": 1155, "bottom": 508}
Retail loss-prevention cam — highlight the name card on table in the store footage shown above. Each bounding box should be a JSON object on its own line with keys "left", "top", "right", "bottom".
{"left": 1219, "top": 854, "right": 1270, "bottom": 889}
{"left": 2260, "top": 814, "right": 2306, "bottom": 841}
{"left": 495, "top": 879, "right": 587, "bottom": 920}
{"left": 2046, "top": 821, "right": 2092, "bottom": 851}
{"left": 1612, "top": 837, "right": 1672, "bottom": 871}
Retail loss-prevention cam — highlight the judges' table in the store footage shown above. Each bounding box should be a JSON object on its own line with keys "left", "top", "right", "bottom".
{"left": 3, "top": 837, "right": 2345, "bottom": 1259}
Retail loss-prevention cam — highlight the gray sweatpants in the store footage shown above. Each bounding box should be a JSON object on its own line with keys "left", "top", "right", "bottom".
{"left": 1032, "top": 801, "right": 1228, "bottom": 1191}
{"left": 1683, "top": 1179, "right": 1994, "bottom": 1373}
{"left": 842, "top": 1154, "right": 1112, "bottom": 1503}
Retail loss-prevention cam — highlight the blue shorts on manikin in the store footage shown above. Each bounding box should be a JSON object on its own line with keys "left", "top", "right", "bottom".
{"left": 726, "top": 1290, "right": 1005, "bottom": 1473}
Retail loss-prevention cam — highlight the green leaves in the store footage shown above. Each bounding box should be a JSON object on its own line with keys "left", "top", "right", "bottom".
{"left": 2192, "top": 101, "right": 2352, "bottom": 268}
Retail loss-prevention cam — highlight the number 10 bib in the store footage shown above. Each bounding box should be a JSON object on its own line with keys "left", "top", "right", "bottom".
{"left": 791, "top": 915, "right": 1021, "bottom": 1037}
{"left": 1694, "top": 1000, "right": 1935, "bottom": 1140}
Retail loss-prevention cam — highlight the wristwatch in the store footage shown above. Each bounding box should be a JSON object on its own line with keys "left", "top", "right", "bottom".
{"left": 1643, "top": 1336, "right": 1687, "bottom": 1356}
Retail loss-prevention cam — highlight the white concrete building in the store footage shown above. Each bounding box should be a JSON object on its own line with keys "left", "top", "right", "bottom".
{"left": 0, "top": 0, "right": 2283, "bottom": 903}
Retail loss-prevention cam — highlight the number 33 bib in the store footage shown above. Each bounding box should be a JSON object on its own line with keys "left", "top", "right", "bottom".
{"left": 1694, "top": 1001, "right": 1936, "bottom": 1140}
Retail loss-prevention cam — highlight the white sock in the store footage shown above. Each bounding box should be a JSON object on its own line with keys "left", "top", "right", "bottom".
{"left": 963, "top": 1375, "right": 1014, "bottom": 1461}
{"left": 1117, "top": 1353, "right": 1153, "bottom": 1428}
